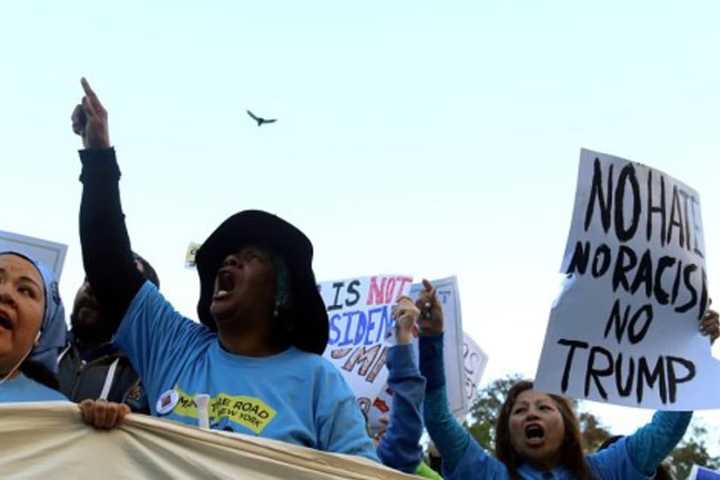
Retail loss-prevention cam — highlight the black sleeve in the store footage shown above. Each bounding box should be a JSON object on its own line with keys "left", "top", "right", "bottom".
{"left": 79, "top": 148, "right": 144, "bottom": 334}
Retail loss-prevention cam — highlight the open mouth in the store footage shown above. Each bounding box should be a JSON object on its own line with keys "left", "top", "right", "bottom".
{"left": 525, "top": 424, "right": 545, "bottom": 445}
{"left": 0, "top": 315, "right": 13, "bottom": 331}
{"left": 213, "top": 269, "right": 235, "bottom": 301}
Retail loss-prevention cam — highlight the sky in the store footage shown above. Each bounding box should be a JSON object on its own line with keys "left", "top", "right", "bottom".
{"left": 2, "top": 1, "right": 719, "bottom": 450}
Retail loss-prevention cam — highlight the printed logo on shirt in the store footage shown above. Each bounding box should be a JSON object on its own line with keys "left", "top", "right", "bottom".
{"left": 172, "top": 387, "right": 277, "bottom": 434}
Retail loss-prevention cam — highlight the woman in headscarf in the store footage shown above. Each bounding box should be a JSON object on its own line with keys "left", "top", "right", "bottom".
{"left": 0, "top": 251, "right": 67, "bottom": 401}
{"left": 70, "top": 78, "right": 378, "bottom": 460}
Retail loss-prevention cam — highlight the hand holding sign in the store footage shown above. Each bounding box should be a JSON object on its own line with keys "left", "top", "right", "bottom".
{"left": 392, "top": 296, "right": 420, "bottom": 345}
{"left": 72, "top": 78, "right": 110, "bottom": 149}
{"left": 536, "top": 149, "right": 720, "bottom": 410}
{"left": 700, "top": 308, "right": 719, "bottom": 345}
{"left": 416, "top": 279, "right": 443, "bottom": 336}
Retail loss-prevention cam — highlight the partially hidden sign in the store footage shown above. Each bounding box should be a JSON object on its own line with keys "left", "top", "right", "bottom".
{"left": 320, "top": 275, "right": 414, "bottom": 413}
{"left": 463, "top": 333, "right": 489, "bottom": 406}
{"left": 409, "top": 276, "right": 467, "bottom": 417}
{"left": 0, "top": 230, "right": 68, "bottom": 280}
{"left": 320, "top": 275, "right": 474, "bottom": 421}
{"left": 535, "top": 149, "right": 720, "bottom": 410}
{"left": 362, "top": 276, "right": 474, "bottom": 430}
{"left": 689, "top": 466, "right": 720, "bottom": 480}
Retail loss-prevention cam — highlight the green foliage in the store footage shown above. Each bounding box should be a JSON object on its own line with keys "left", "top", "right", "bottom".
{"left": 667, "top": 424, "right": 720, "bottom": 479}
{"left": 465, "top": 373, "right": 523, "bottom": 453}
{"left": 577, "top": 411, "right": 611, "bottom": 453}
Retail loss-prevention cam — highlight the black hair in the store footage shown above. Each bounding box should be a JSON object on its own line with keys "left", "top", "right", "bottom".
{"left": 132, "top": 253, "right": 160, "bottom": 288}
{"left": 269, "top": 252, "right": 295, "bottom": 348}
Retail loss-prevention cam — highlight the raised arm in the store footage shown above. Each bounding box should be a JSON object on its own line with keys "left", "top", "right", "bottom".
{"left": 376, "top": 297, "right": 426, "bottom": 473}
{"left": 417, "top": 279, "right": 503, "bottom": 477}
{"left": 74, "top": 78, "right": 144, "bottom": 333}
{"left": 617, "top": 308, "right": 717, "bottom": 475}
{"left": 623, "top": 410, "right": 692, "bottom": 476}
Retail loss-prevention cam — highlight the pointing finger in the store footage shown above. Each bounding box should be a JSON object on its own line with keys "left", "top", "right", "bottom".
{"left": 82, "top": 96, "right": 97, "bottom": 118}
{"left": 81, "top": 77, "right": 105, "bottom": 113}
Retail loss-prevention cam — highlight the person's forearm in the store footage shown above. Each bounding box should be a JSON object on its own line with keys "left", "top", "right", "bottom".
{"left": 378, "top": 343, "right": 425, "bottom": 472}
{"left": 420, "top": 335, "right": 470, "bottom": 472}
{"left": 625, "top": 410, "right": 693, "bottom": 475}
{"left": 80, "top": 148, "right": 144, "bottom": 332}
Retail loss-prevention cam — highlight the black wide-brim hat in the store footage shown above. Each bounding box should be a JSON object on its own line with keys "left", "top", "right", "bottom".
{"left": 195, "top": 210, "right": 328, "bottom": 355}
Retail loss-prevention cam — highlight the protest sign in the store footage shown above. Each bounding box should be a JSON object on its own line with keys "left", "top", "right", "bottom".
{"left": 410, "top": 276, "right": 467, "bottom": 417}
{"left": 535, "top": 149, "right": 720, "bottom": 409}
{"left": 0, "top": 230, "right": 67, "bottom": 280}
{"left": 363, "top": 276, "right": 471, "bottom": 429}
{"left": 185, "top": 241, "right": 201, "bottom": 268}
{"left": 689, "top": 465, "right": 720, "bottom": 480}
{"left": 320, "top": 275, "right": 413, "bottom": 413}
{"left": 463, "top": 333, "right": 489, "bottom": 405}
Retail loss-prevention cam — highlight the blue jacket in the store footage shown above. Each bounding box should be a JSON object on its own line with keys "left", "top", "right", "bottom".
{"left": 378, "top": 343, "right": 426, "bottom": 473}
{"left": 419, "top": 334, "right": 692, "bottom": 479}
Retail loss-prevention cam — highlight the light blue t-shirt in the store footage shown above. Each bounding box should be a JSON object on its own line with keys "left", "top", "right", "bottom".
{"left": 0, "top": 373, "right": 67, "bottom": 402}
{"left": 115, "top": 282, "right": 378, "bottom": 461}
{"left": 421, "top": 334, "right": 692, "bottom": 480}
{"left": 449, "top": 436, "right": 649, "bottom": 479}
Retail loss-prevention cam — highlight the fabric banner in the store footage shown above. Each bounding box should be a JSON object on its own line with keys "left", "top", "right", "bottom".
{"left": 0, "top": 402, "right": 418, "bottom": 479}
{"left": 535, "top": 149, "right": 720, "bottom": 409}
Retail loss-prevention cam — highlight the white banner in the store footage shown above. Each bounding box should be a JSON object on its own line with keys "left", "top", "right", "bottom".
{"left": 0, "top": 402, "right": 416, "bottom": 479}
{"left": 535, "top": 149, "right": 720, "bottom": 409}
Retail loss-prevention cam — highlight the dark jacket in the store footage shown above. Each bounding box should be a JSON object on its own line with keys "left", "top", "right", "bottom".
{"left": 57, "top": 339, "right": 149, "bottom": 413}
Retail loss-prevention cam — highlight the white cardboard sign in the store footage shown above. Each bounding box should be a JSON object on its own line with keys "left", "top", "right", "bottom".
{"left": 320, "top": 275, "right": 472, "bottom": 425}
{"left": 0, "top": 230, "right": 68, "bottom": 280}
{"left": 535, "top": 149, "right": 720, "bottom": 410}
{"left": 463, "top": 333, "right": 489, "bottom": 406}
{"left": 320, "top": 275, "right": 414, "bottom": 414}
{"left": 689, "top": 465, "right": 720, "bottom": 480}
{"left": 364, "top": 276, "right": 471, "bottom": 430}
{"left": 409, "top": 276, "right": 467, "bottom": 418}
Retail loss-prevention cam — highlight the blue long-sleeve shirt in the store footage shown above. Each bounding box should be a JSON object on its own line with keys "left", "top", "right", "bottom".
{"left": 378, "top": 343, "right": 426, "bottom": 473}
{"left": 419, "top": 334, "right": 692, "bottom": 479}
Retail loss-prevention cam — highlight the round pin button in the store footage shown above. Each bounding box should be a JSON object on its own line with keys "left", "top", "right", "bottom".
{"left": 156, "top": 388, "right": 179, "bottom": 415}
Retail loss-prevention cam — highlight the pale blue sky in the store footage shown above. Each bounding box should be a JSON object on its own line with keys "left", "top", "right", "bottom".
{"left": 3, "top": 1, "right": 719, "bottom": 446}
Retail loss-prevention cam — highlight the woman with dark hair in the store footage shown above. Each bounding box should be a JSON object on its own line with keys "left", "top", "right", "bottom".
{"left": 0, "top": 251, "right": 67, "bottom": 401}
{"left": 417, "top": 282, "right": 707, "bottom": 479}
{"left": 494, "top": 381, "right": 594, "bottom": 479}
{"left": 69, "top": 78, "right": 380, "bottom": 461}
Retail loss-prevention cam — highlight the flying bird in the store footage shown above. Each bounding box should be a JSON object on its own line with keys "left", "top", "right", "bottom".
{"left": 247, "top": 110, "right": 277, "bottom": 127}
